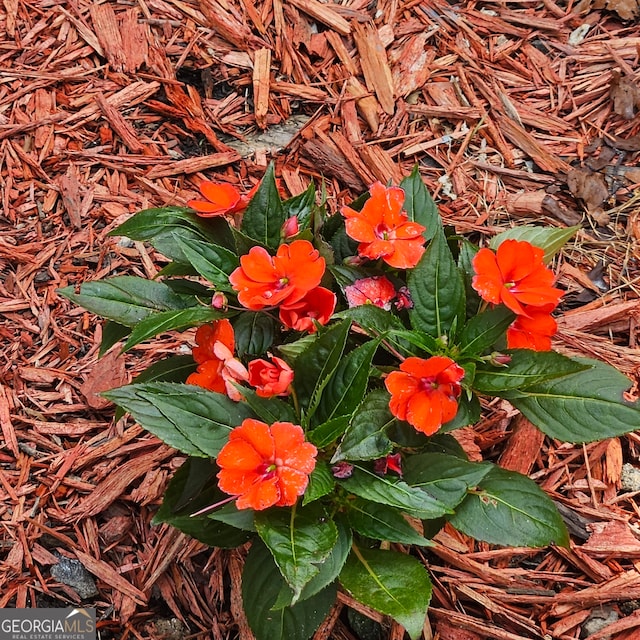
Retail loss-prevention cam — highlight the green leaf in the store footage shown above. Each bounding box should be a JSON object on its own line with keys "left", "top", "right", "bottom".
{"left": 255, "top": 503, "right": 339, "bottom": 601}
{"left": 340, "top": 546, "right": 431, "bottom": 640}
{"left": 294, "top": 320, "right": 350, "bottom": 411}
{"left": 99, "top": 321, "right": 131, "bottom": 356}
{"left": 236, "top": 387, "right": 298, "bottom": 424}
{"left": 449, "top": 466, "right": 570, "bottom": 547}
{"left": 103, "top": 382, "right": 253, "bottom": 457}
{"left": 283, "top": 183, "right": 316, "bottom": 230}
{"left": 307, "top": 415, "right": 351, "bottom": 448}
{"left": 241, "top": 163, "right": 287, "bottom": 249}
{"left": 347, "top": 499, "right": 431, "bottom": 546}
{"left": 313, "top": 339, "right": 380, "bottom": 425}
{"left": 153, "top": 458, "right": 251, "bottom": 548}
{"left": 122, "top": 307, "right": 222, "bottom": 352}
{"left": 400, "top": 165, "right": 440, "bottom": 241}
{"left": 58, "top": 276, "right": 190, "bottom": 327}
{"left": 332, "top": 390, "right": 395, "bottom": 462}
{"left": 243, "top": 541, "right": 337, "bottom": 640}
{"left": 303, "top": 462, "right": 335, "bottom": 506}
{"left": 172, "top": 236, "right": 238, "bottom": 291}
{"left": 489, "top": 224, "right": 580, "bottom": 264}
{"left": 404, "top": 453, "right": 492, "bottom": 509}
{"left": 233, "top": 312, "right": 276, "bottom": 357}
{"left": 458, "top": 239, "right": 481, "bottom": 317}
{"left": 340, "top": 467, "right": 451, "bottom": 519}
{"left": 458, "top": 306, "right": 515, "bottom": 355}
{"left": 408, "top": 226, "right": 465, "bottom": 339}
{"left": 207, "top": 502, "right": 256, "bottom": 531}
{"left": 473, "top": 350, "right": 590, "bottom": 394}
{"left": 439, "top": 392, "right": 481, "bottom": 433}
{"left": 502, "top": 358, "right": 640, "bottom": 443}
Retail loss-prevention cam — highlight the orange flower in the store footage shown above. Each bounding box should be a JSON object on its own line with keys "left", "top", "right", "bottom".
{"left": 229, "top": 240, "right": 325, "bottom": 310}
{"left": 248, "top": 356, "right": 294, "bottom": 397}
{"left": 472, "top": 240, "right": 562, "bottom": 315}
{"left": 187, "top": 320, "right": 248, "bottom": 401}
{"left": 385, "top": 356, "right": 465, "bottom": 436}
{"left": 344, "top": 276, "right": 396, "bottom": 310}
{"left": 216, "top": 419, "right": 317, "bottom": 510}
{"left": 279, "top": 286, "right": 336, "bottom": 333}
{"left": 187, "top": 181, "right": 251, "bottom": 217}
{"left": 506, "top": 304, "right": 557, "bottom": 351}
{"left": 341, "top": 181, "right": 426, "bottom": 269}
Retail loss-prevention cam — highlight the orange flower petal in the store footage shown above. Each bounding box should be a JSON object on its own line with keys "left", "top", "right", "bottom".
{"left": 235, "top": 475, "right": 280, "bottom": 510}
{"left": 276, "top": 467, "right": 310, "bottom": 506}
{"left": 217, "top": 468, "right": 261, "bottom": 496}
{"left": 343, "top": 216, "right": 378, "bottom": 243}
{"left": 383, "top": 238, "right": 425, "bottom": 269}
{"left": 216, "top": 438, "right": 265, "bottom": 471}
{"left": 228, "top": 418, "right": 275, "bottom": 461}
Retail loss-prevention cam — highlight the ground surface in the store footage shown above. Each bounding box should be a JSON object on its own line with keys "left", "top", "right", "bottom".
{"left": 1, "top": 1, "right": 640, "bottom": 639}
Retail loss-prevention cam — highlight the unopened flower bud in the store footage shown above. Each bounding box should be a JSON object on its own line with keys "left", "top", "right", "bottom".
{"left": 489, "top": 352, "right": 512, "bottom": 366}
{"left": 394, "top": 286, "right": 413, "bottom": 310}
{"left": 281, "top": 216, "right": 299, "bottom": 239}
{"left": 212, "top": 292, "right": 228, "bottom": 310}
{"left": 331, "top": 461, "right": 354, "bottom": 479}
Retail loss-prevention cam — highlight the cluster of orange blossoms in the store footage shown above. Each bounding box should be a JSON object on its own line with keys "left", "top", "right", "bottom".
{"left": 471, "top": 239, "right": 563, "bottom": 351}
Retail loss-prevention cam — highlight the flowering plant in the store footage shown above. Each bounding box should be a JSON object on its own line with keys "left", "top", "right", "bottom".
{"left": 60, "top": 165, "right": 640, "bottom": 639}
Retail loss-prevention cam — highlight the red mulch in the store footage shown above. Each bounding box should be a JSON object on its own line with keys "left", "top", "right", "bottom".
{"left": 1, "top": 0, "right": 640, "bottom": 639}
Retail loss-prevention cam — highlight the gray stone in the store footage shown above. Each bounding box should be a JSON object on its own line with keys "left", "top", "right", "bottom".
{"left": 50, "top": 556, "right": 99, "bottom": 599}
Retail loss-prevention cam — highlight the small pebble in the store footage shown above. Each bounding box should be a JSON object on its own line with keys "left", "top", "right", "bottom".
{"left": 620, "top": 463, "right": 640, "bottom": 492}
{"left": 580, "top": 606, "right": 618, "bottom": 639}
{"left": 50, "top": 556, "right": 99, "bottom": 599}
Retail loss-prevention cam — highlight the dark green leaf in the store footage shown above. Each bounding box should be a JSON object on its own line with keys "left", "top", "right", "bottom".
{"left": 233, "top": 312, "right": 276, "bottom": 357}
{"left": 404, "top": 453, "right": 492, "bottom": 509}
{"left": 58, "top": 276, "right": 190, "bottom": 327}
{"left": 294, "top": 320, "right": 350, "bottom": 411}
{"left": 208, "top": 502, "right": 256, "bottom": 531}
{"left": 440, "top": 392, "right": 481, "bottom": 433}
{"left": 303, "top": 462, "right": 335, "bottom": 506}
{"left": 283, "top": 183, "right": 316, "bottom": 230}
{"left": 340, "top": 546, "right": 431, "bottom": 640}
{"left": 153, "top": 458, "right": 251, "bottom": 548}
{"left": 243, "top": 541, "right": 336, "bottom": 640}
{"left": 473, "top": 350, "right": 590, "bottom": 394}
{"left": 103, "top": 382, "right": 253, "bottom": 457}
{"left": 313, "top": 339, "right": 379, "bottom": 425}
{"left": 458, "top": 306, "right": 515, "bottom": 355}
{"left": 458, "top": 239, "right": 481, "bottom": 317}
{"left": 347, "top": 499, "right": 431, "bottom": 546}
{"left": 332, "top": 390, "right": 394, "bottom": 462}
{"left": 172, "top": 236, "right": 238, "bottom": 291}
{"left": 408, "top": 227, "right": 465, "bottom": 339}
{"left": 449, "top": 466, "right": 570, "bottom": 547}
{"left": 340, "top": 467, "right": 451, "bottom": 519}
{"left": 99, "top": 321, "right": 131, "bottom": 356}
{"left": 255, "top": 503, "right": 339, "bottom": 601}
{"left": 307, "top": 415, "right": 351, "bottom": 448}
{"left": 502, "top": 358, "right": 640, "bottom": 443}
{"left": 236, "top": 387, "right": 298, "bottom": 424}
{"left": 489, "top": 225, "right": 580, "bottom": 264}
{"left": 240, "top": 163, "right": 287, "bottom": 249}
{"left": 122, "top": 307, "right": 222, "bottom": 351}
{"left": 400, "top": 165, "right": 440, "bottom": 241}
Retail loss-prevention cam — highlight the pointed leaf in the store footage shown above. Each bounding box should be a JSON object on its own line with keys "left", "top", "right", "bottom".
{"left": 489, "top": 224, "right": 580, "bottom": 264}
{"left": 58, "top": 276, "right": 190, "bottom": 327}
{"left": 242, "top": 541, "right": 336, "bottom": 640}
{"left": 458, "top": 306, "right": 515, "bottom": 355}
{"left": 233, "top": 312, "right": 276, "bottom": 357}
{"left": 502, "top": 358, "right": 640, "bottom": 443}
{"left": 307, "top": 415, "right": 351, "bottom": 448}
{"left": 122, "top": 307, "right": 222, "bottom": 351}
{"left": 347, "top": 499, "right": 431, "bottom": 546}
{"left": 103, "top": 383, "right": 253, "bottom": 457}
{"left": 340, "top": 546, "right": 431, "bottom": 640}
{"left": 332, "top": 390, "right": 395, "bottom": 462}
{"left": 340, "top": 466, "right": 451, "bottom": 519}
{"left": 400, "top": 165, "right": 440, "bottom": 241}
{"left": 172, "top": 236, "right": 238, "bottom": 291}
{"left": 240, "top": 163, "right": 287, "bottom": 249}
{"left": 283, "top": 183, "right": 316, "bottom": 230}
{"left": 236, "top": 387, "right": 298, "bottom": 424}
{"left": 408, "top": 226, "right": 465, "bottom": 339}
{"left": 303, "top": 462, "right": 335, "bottom": 505}
{"left": 255, "top": 503, "right": 338, "bottom": 601}
{"left": 449, "top": 466, "right": 570, "bottom": 547}
{"left": 99, "top": 321, "right": 131, "bottom": 356}
{"left": 313, "top": 339, "right": 380, "bottom": 425}
{"left": 473, "top": 350, "right": 590, "bottom": 394}
{"left": 404, "top": 453, "right": 492, "bottom": 509}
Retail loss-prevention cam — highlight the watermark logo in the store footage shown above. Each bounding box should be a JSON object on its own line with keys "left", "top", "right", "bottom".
{"left": 0, "top": 608, "right": 96, "bottom": 640}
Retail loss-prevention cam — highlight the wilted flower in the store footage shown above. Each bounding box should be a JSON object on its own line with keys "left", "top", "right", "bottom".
{"left": 344, "top": 276, "right": 396, "bottom": 310}
{"left": 331, "top": 461, "right": 354, "bottom": 479}
{"left": 374, "top": 453, "right": 403, "bottom": 477}
{"left": 216, "top": 419, "right": 317, "bottom": 510}
{"left": 385, "top": 356, "right": 465, "bottom": 436}
{"left": 341, "top": 182, "right": 426, "bottom": 269}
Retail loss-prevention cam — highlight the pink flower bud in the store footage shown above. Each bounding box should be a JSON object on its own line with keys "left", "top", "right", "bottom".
{"left": 490, "top": 352, "right": 512, "bottom": 366}
{"left": 331, "top": 461, "right": 354, "bottom": 479}
{"left": 212, "top": 292, "right": 228, "bottom": 310}
{"left": 281, "top": 216, "right": 299, "bottom": 239}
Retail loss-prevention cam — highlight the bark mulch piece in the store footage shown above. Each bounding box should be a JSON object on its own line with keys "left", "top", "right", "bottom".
{"left": 1, "top": 0, "right": 639, "bottom": 638}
